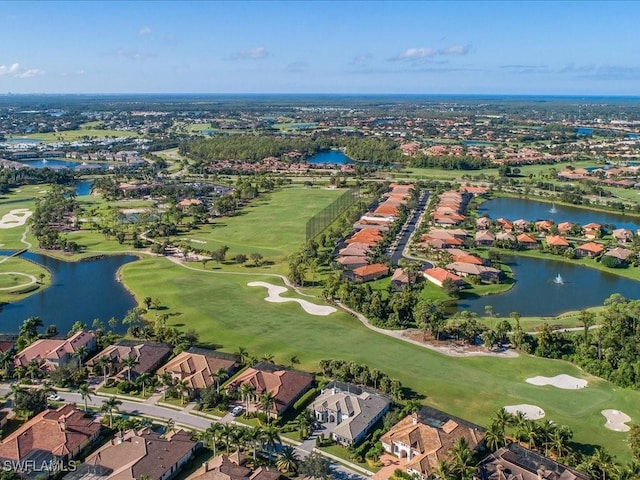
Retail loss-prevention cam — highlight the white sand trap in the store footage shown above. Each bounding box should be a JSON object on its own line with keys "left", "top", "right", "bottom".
{"left": 0, "top": 209, "right": 32, "bottom": 229}
{"left": 248, "top": 281, "right": 337, "bottom": 316}
{"left": 526, "top": 374, "right": 587, "bottom": 389}
{"left": 602, "top": 409, "right": 631, "bottom": 432}
{"left": 504, "top": 404, "right": 545, "bottom": 420}
{"left": 190, "top": 239, "right": 206, "bottom": 244}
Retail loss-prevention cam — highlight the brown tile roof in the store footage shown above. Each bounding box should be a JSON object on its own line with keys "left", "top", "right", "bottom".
{"left": 517, "top": 233, "right": 538, "bottom": 244}
{"left": 86, "top": 341, "right": 171, "bottom": 377}
{"left": 604, "top": 247, "right": 634, "bottom": 260}
{"left": 545, "top": 235, "right": 570, "bottom": 247}
{"left": 15, "top": 331, "right": 96, "bottom": 368}
{"left": 576, "top": 242, "right": 604, "bottom": 254}
{"left": 352, "top": 263, "right": 389, "bottom": 278}
{"left": 84, "top": 428, "right": 197, "bottom": 480}
{"left": 0, "top": 404, "right": 100, "bottom": 462}
{"left": 381, "top": 407, "right": 485, "bottom": 478}
{"left": 422, "top": 267, "right": 465, "bottom": 285}
{"left": 451, "top": 254, "right": 484, "bottom": 265}
{"left": 228, "top": 363, "right": 313, "bottom": 416}
{"left": 157, "top": 348, "right": 239, "bottom": 390}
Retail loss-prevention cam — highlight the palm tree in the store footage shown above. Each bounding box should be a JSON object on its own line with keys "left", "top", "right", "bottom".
{"left": 450, "top": 438, "right": 476, "bottom": 479}
{"left": 78, "top": 382, "right": 93, "bottom": 413}
{"left": 221, "top": 424, "right": 235, "bottom": 454}
{"left": 276, "top": 445, "right": 300, "bottom": 474}
{"left": 260, "top": 391, "right": 277, "bottom": 423}
{"left": 213, "top": 367, "right": 228, "bottom": 393}
{"left": 492, "top": 407, "right": 513, "bottom": 435}
{"left": 26, "top": 360, "right": 42, "bottom": 381}
{"left": 236, "top": 346, "right": 248, "bottom": 365}
{"left": 239, "top": 382, "right": 255, "bottom": 415}
{"left": 206, "top": 422, "right": 222, "bottom": 456}
{"left": 72, "top": 346, "right": 89, "bottom": 368}
{"left": 121, "top": 356, "right": 139, "bottom": 382}
{"left": 175, "top": 379, "right": 189, "bottom": 405}
{"left": 262, "top": 425, "right": 281, "bottom": 461}
{"left": 433, "top": 460, "right": 456, "bottom": 480}
{"left": 160, "top": 372, "right": 174, "bottom": 400}
{"left": 101, "top": 396, "right": 122, "bottom": 428}
{"left": 138, "top": 373, "right": 152, "bottom": 397}
{"left": 95, "top": 355, "right": 111, "bottom": 383}
{"left": 248, "top": 425, "right": 264, "bottom": 461}
{"left": 485, "top": 423, "right": 506, "bottom": 452}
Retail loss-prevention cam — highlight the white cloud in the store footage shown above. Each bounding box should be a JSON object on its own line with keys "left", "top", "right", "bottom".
{"left": 232, "top": 46, "right": 269, "bottom": 60}
{"left": 16, "top": 68, "right": 43, "bottom": 78}
{"left": 0, "top": 63, "right": 43, "bottom": 78}
{"left": 440, "top": 44, "right": 470, "bottom": 55}
{"left": 139, "top": 26, "right": 152, "bottom": 35}
{"left": 0, "top": 63, "right": 20, "bottom": 76}
{"left": 398, "top": 47, "right": 437, "bottom": 60}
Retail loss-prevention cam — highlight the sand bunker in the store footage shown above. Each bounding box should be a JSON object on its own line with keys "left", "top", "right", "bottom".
{"left": 526, "top": 374, "right": 587, "bottom": 389}
{"left": 0, "top": 209, "right": 32, "bottom": 229}
{"left": 248, "top": 281, "right": 337, "bottom": 316}
{"left": 504, "top": 404, "right": 545, "bottom": 420}
{"left": 602, "top": 409, "right": 631, "bottom": 432}
{"left": 190, "top": 239, "right": 206, "bottom": 244}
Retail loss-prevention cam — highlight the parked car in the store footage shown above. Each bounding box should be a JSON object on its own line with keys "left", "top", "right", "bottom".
{"left": 48, "top": 394, "right": 62, "bottom": 401}
{"left": 231, "top": 406, "right": 244, "bottom": 416}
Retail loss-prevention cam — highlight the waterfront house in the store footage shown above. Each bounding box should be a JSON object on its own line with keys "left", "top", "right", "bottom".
{"left": 86, "top": 340, "right": 171, "bottom": 380}
{"left": 445, "top": 262, "right": 502, "bottom": 283}
{"left": 15, "top": 331, "right": 96, "bottom": 371}
{"left": 575, "top": 242, "right": 605, "bottom": 258}
{"left": 422, "top": 267, "right": 467, "bottom": 289}
{"left": 516, "top": 233, "right": 538, "bottom": 249}
{"left": 545, "top": 235, "right": 570, "bottom": 249}
{"left": 475, "top": 231, "right": 496, "bottom": 246}
{"left": 604, "top": 247, "right": 634, "bottom": 262}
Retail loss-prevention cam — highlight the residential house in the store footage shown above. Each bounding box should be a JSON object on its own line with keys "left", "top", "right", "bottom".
{"left": 380, "top": 406, "right": 485, "bottom": 480}
{"left": 422, "top": 268, "right": 467, "bottom": 289}
{"left": 612, "top": 228, "right": 634, "bottom": 243}
{"left": 226, "top": 362, "right": 313, "bottom": 418}
{"left": 516, "top": 233, "right": 538, "bottom": 249}
{"left": 75, "top": 428, "right": 198, "bottom": 480}
{"left": 445, "top": 262, "right": 502, "bottom": 283}
{"left": 557, "top": 222, "right": 575, "bottom": 235}
{"left": 475, "top": 231, "right": 495, "bottom": 246}
{"left": 495, "top": 231, "right": 516, "bottom": 244}
{"left": 350, "top": 263, "right": 389, "bottom": 283}
{"left": 157, "top": 348, "right": 240, "bottom": 392}
{"left": 582, "top": 222, "right": 602, "bottom": 240}
{"left": 14, "top": 331, "right": 97, "bottom": 371}
{"left": 534, "top": 220, "right": 554, "bottom": 233}
{"left": 476, "top": 442, "right": 590, "bottom": 480}
{"left": 604, "top": 247, "right": 634, "bottom": 262}
{"left": 390, "top": 268, "right": 416, "bottom": 290}
{"left": 512, "top": 219, "right": 530, "bottom": 233}
{"left": 336, "top": 255, "right": 369, "bottom": 270}
{"left": 476, "top": 217, "right": 491, "bottom": 230}
{"left": 450, "top": 254, "right": 484, "bottom": 266}
{"left": 310, "top": 381, "right": 391, "bottom": 446}
{"left": 496, "top": 218, "right": 513, "bottom": 231}
{"left": 575, "top": 242, "right": 605, "bottom": 258}
{"left": 338, "top": 243, "right": 371, "bottom": 257}
{"left": 0, "top": 404, "right": 101, "bottom": 477}
{"left": 86, "top": 340, "right": 171, "bottom": 380}
{"left": 186, "top": 453, "right": 280, "bottom": 480}
{"left": 545, "top": 235, "right": 570, "bottom": 249}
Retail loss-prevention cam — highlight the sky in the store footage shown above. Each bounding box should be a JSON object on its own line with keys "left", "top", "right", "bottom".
{"left": 1, "top": 1, "right": 640, "bottom": 95}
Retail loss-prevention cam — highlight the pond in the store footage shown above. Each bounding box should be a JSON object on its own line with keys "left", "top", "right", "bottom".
{"left": 0, "top": 251, "right": 137, "bottom": 334}
{"left": 75, "top": 180, "right": 94, "bottom": 196}
{"left": 457, "top": 255, "right": 640, "bottom": 317}
{"left": 307, "top": 150, "right": 353, "bottom": 165}
{"left": 17, "top": 159, "right": 108, "bottom": 170}
{"left": 478, "top": 197, "right": 640, "bottom": 231}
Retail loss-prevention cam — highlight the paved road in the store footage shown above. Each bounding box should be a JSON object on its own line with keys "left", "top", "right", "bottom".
{"left": 389, "top": 190, "right": 432, "bottom": 268}
{"left": 0, "top": 385, "right": 370, "bottom": 480}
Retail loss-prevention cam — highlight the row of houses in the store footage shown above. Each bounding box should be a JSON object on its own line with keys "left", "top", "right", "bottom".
{"left": 336, "top": 183, "right": 415, "bottom": 283}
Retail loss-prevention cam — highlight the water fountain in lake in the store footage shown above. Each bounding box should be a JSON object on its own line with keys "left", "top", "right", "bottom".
{"left": 554, "top": 274, "right": 564, "bottom": 285}
{"left": 549, "top": 203, "right": 558, "bottom": 214}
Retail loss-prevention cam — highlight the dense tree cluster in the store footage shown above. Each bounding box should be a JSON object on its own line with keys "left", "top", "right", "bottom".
{"left": 181, "top": 136, "right": 331, "bottom": 163}
{"left": 30, "top": 184, "right": 81, "bottom": 251}
{"left": 318, "top": 359, "right": 405, "bottom": 399}
{"left": 410, "top": 154, "right": 493, "bottom": 170}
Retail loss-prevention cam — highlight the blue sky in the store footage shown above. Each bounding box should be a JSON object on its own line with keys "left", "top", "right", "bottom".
{"left": 1, "top": 1, "right": 639, "bottom": 95}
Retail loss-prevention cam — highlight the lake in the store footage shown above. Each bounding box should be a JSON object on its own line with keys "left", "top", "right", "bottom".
{"left": 17, "top": 159, "right": 107, "bottom": 170}
{"left": 457, "top": 255, "right": 640, "bottom": 317}
{"left": 307, "top": 150, "right": 353, "bottom": 165}
{"left": 0, "top": 252, "right": 137, "bottom": 334}
{"left": 75, "top": 180, "right": 94, "bottom": 196}
{"left": 478, "top": 197, "right": 640, "bottom": 231}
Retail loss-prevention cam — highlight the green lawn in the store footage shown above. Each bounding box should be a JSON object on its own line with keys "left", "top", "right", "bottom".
{"left": 121, "top": 256, "right": 639, "bottom": 461}
{"left": 168, "top": 185, "right": 344, "bottom": 270}
{"left": 0, "top": 256, "right": 50, "bottom": 303}
{"left": 13, "top": 124, "right": 140, "bottom": 143}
